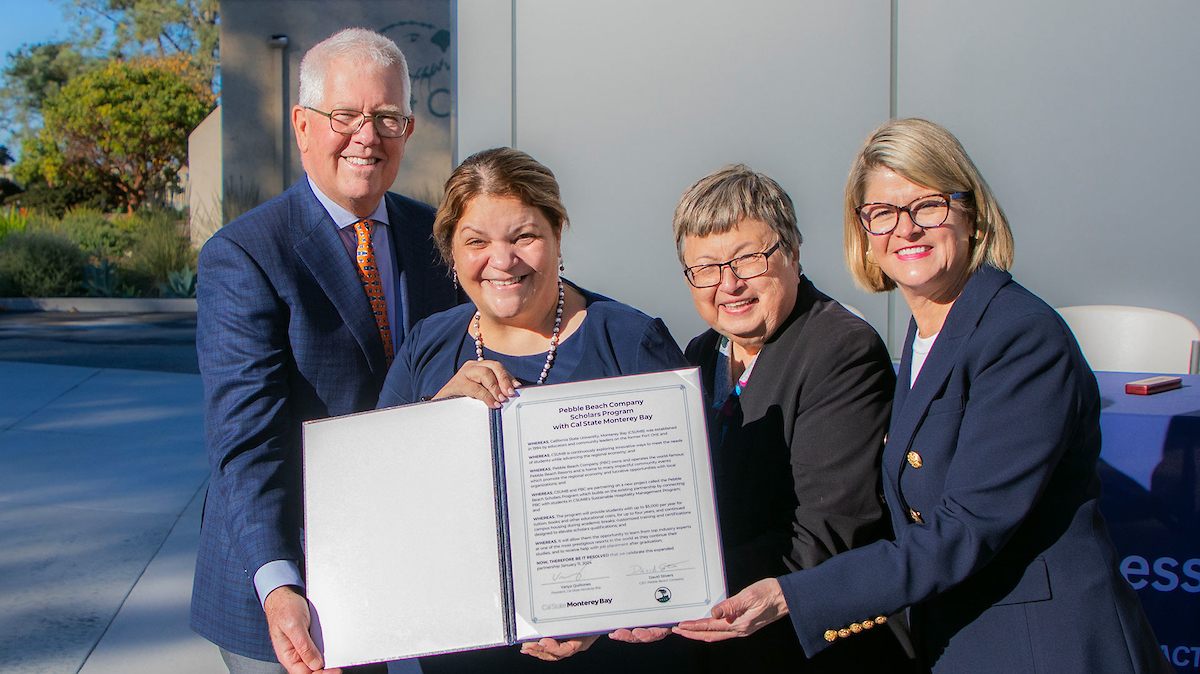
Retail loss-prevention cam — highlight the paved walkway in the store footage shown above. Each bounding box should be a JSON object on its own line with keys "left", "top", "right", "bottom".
{"left": 0, "top": 316, "right": 223, "bottom": 671}
{"left": 0, "top": 311, "right": 199, "bottom": 374}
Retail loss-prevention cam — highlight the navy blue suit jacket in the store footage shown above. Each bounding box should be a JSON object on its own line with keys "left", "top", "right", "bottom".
{"left": 189, "top": 178, "right": 456, "bottom": 661}
{"left": 778, "top": 266, "right": 1169, "bottom": 672}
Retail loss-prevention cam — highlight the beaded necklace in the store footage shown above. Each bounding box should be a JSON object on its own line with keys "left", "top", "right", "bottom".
{"left": 473, "top": 278, "right": 565, "bottom": 385}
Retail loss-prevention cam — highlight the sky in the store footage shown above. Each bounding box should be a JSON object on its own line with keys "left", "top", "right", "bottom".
{"left": 1, "top": 0, "right": 73, "bottom": 153}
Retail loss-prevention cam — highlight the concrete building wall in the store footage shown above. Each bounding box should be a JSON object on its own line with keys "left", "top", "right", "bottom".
{"left": 893, "top": 0, "right": 1200, "bottom": 351}
{"left": 219, "top": 0, "right": 453, "bottom": 212}
{"left": 188, "top": 106, "right": 223, "bottom": 248}
{"left": 455, "top": 0, "right": 1200, "bottom": 353}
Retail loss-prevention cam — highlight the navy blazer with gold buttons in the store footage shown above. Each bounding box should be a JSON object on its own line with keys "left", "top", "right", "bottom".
{"left": 777, "top": 265, "right": 1170, "bottom": 673}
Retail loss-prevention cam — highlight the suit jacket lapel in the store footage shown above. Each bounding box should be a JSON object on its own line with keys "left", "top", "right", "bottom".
{"left": 887, "top": 266, "right": 1014, "bottom": 472}
{"left": 291, "top": 182, "right": 386, "bottom": 372}
{"left": 892, "top": 321, "right": 916, "bottom": 419}
{"left": 386, "top": 193, "right": 443, "bottom": 332}
{"left": 740, "top": 276, "right": 817, "bottom": 415}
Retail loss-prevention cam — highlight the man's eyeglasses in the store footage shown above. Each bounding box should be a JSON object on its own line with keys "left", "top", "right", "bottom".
{"left": 684, "top": 241, "right": 783, "bottom": 288}
{"left": 304, "top": 107, "right": 412, "bottom": 138}
{"left": 856, "top": 192, "right": 970, "bottom": 236}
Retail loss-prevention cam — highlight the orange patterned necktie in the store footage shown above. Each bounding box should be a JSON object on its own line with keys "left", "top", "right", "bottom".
{"left": 352, "top": 219, "right": 394, "bottom": 365}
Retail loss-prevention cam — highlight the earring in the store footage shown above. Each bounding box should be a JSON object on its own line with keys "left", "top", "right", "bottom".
{"left": 559, "top": 257, "right": 565, "bottom": 273}
{"left": 451, "top": 268, "right": 458, "bottom": 289}
{"left": 865, "top": 249, "right": 876, "bottom": 265}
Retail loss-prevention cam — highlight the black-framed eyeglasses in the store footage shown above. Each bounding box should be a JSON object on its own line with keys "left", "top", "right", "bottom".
{"left": 304, "top": 106, "right": 412, "bottom": 138}
{"left": 684, "top": 241, "right": 783, "bottom": 288}
{"left": 856, "top": 192, "right": 970, "bottom": 235}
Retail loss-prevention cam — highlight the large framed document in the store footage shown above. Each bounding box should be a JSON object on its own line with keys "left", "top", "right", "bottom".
{"left": 302, "top": 368, "right": 725, "bottom": 667}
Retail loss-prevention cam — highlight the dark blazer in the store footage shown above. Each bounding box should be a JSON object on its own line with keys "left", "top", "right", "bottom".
{"left": 687, "top": 276, "right": 909, "bottom": 672}
{"left": 189, "top": 178, "right": 456, "bottom": 661}
{"left": 779, "top": 266, "right": 1170, "bottom": 673}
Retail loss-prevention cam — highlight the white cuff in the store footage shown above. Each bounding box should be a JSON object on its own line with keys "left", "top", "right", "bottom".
{"left": 253, "top": 560, "right": 305, "bottom": 609}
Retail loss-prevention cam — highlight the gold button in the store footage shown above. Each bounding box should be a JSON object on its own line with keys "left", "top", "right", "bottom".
{"left": 907, "top": 451, "right": 922, "bottom": 468}
{"left": 875, "top": 615, "right": 888, "bottom": 625}
{"left": 861, "top": 619, "right": 875, "bottom": 630}
{"left": 849, "top": 623, "right": 863, "bottom": 633}
{"left": 838, "top": 628, "right": 851, "bottom": 639}
{"left": 909, "top": 508, "right": 923, "bottom": 523}
{"left": 824, "top": 630, "right": 838, "bottom": 642}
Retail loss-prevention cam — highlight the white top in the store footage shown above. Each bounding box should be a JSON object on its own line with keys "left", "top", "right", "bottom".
{"left": 910, "top": 331, "right": 939, "bottom": 389}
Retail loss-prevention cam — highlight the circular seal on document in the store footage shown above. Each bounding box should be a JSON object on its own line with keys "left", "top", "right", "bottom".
{"left": 655, "top": 587, "right": 672, "bottom": 603}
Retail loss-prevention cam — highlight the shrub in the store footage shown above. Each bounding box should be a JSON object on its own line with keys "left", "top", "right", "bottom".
{"left": 83, "top": 258, "right": 137, "bottom": 297}
{"left": 0, "top": 206, "right": 27, "bottom": 242}
{"left": 21, "top": 209, "right": 60, "bottom": 231}
{"left": 4, "top": 182, "right": 112, "bottom": 218}
{"left": 0, "top": 230, "right": 87, "bottom": 297}
{"left": 59, "top": 207, "right": 136, "bottom": 259}
{"left": 126, "top": 208, "right": 197, "bottom": 294}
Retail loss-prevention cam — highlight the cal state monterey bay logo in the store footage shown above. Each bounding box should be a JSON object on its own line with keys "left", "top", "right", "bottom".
{"left": 654, "top": 587, "right": 671, "bottom": 603}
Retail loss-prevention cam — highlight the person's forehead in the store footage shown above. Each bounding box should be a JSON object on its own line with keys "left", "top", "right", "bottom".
{"left": 683, "top": 220, "right": 775, "bottom": 260}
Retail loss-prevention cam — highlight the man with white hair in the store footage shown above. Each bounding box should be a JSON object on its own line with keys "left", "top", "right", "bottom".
{"left": 190, "top": 28, "right": 456, "bottom": 673}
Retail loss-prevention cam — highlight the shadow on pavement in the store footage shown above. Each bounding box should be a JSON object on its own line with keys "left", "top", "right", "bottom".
{"left": 0, "top": 311, "right": 198, "bottom": 374}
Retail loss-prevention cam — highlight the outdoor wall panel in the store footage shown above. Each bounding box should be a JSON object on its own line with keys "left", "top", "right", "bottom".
{"left": 453, "top": 0, "right": 513, "bottom": 160}
{"left": 896, "top": 0, "right": 1200, "bottom": 331}
{"left": 505, "top": 0, "right": 891, "bottom": 344}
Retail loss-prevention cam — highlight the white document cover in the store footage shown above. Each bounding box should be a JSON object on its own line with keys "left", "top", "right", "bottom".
{"left": 303, "top": 396, "right": 506, "bottom": 667}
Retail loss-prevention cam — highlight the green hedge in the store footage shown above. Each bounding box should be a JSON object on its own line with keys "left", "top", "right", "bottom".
{"left": 0, "top": 206, "right": 196, "bottom": 298}
{"left": 0, "top": 230, "right": 88, "bottom": 297}
{"left": 59, "top": 208, "right": 137, "bottom": 259}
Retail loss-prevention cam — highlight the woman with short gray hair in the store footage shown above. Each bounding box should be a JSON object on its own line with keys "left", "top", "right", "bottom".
{"left": 643, "top": 164, "right": 912, "bottom": 671}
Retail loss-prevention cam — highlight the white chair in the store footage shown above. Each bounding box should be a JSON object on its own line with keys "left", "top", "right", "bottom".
{"left": 1055, "top": 305, "right": 1200, "bottom": 375}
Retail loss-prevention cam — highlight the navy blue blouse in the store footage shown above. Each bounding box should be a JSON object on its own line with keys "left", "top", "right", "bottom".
{"left": 378, "top": 281, "right": 687, "bottom": 407}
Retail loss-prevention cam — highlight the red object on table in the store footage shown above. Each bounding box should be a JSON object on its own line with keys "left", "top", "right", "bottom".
{"left": 1124, "top": 375, "right": 1183, "bottom": 395}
